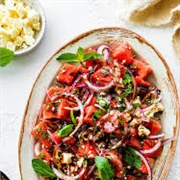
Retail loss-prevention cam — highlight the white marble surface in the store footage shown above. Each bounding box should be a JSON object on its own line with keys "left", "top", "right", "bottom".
{"left": 0, "top": 1, "right": 180, "bottom": 180}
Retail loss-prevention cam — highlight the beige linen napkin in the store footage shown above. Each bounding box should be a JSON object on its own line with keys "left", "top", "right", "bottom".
{"left": 119, "top": 0, "right": 180, "bottom": 59}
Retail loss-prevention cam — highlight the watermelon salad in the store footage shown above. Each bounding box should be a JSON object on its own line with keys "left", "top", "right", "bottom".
{"left": 31, "top": 42, "right": 169, "bottom": 180}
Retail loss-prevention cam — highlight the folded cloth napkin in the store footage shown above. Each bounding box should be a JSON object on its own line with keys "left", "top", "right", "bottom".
{"left": 119, "top": 0, "right": 180, "bottom": 59}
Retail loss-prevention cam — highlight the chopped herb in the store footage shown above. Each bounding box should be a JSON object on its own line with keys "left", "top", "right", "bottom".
{"left": 39, "top": 153, "right": 45, "bottom": 159}
{"left": 94, "top": 109, "right": 104, "bottom": 119}
{"left": 57, "top": 47, "right": 103, "bottom": 63}
{"left": 70, "top": 110, "right": 76, "bottom": 123}
{"left": 41, "top": 132, "right": 48, "bottom": 139}
{"left": 123, "top": 72, "right": 132, "bottom": 84}
{"left": 145, "top": 98, "right": 151, "bottom": 105}
{"left": 122, "top": 147, "right": 142, "bottom": 168}
{"left": 119, "top": 102, "right": 126, "bottom": 112}
{"left": 58, "top": 124, "right": 74, "bottom": 137}
{"left": 133, "top": 103, "right": 141, "bottom": 109}
{"left": 32, "top": 159, "right": 56, "bottom": 178}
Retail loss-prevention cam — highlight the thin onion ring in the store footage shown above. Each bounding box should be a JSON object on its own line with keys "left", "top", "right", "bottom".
{"left": 135, "top": 150, "right": 152, "bottom": 180}
{"left": 52, "top": 164, "right": 86, "bottom": 180}
{"left": 140, "top": 140, "right": 162, "bottom": 154}
{"left": 52, "top": 92, "right": 84, "bottom": 137}
{"left": 83, "top": 74, "right": 114, "bottom": 92}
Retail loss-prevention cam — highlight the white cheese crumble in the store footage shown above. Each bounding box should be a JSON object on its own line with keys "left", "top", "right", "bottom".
{"left": 138, "top": 124, "right": 150, "bottom": 137}
{"left": 61, "top": 152, "right": 73, "bottom": 165}
{"left": 0, "top": 0, "right": 41, "bottom": 51}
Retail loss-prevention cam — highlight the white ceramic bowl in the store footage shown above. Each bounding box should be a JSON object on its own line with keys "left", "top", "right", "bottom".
{"left": 14, "top": 0, "right": 46, "bottom": 56}
{"left": 18, "top": 27, "right": 179, "bottom": 180}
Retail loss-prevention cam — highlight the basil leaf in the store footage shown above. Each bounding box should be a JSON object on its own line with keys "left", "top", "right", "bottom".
{"left": 122, "top": 147, "right": 142, "bottom": 168}
{"left": 0, "top": 47, "right": 14, "bottom": 67}
{"left": 83, "top": 52, "right": 103, "bottom": 61}
{"left": 95, "top": 156, "right": 114, "bottom": 180}
{"left": 58, "top": 124, "right": 74, "bottom": 137}
{"left": 56, "top": 53, "right": 78, "bottom": 63}
{"left": 32, "top": 159, "right": 56, "bottom": 178}
{"left": 70, "top": 109, "right": 76, "bottom": 123}
{"left": 77, "top": 47, "right": 84, "bottom": 61}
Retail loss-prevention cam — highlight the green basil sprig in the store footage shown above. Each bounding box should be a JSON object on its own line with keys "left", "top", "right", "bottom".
{"left": 95, "top": 156, "right": 114, "bottom": 180}
{"left": 32, "top": 159, "right": 56, "bottom": 178}
{"left": 56, "top": 47, "right": 103, "bottom": 63}
{"left": 58, "top": 124, "right": 74, "bottom": 137}
{"left": 0, "top": 47, "right": 14, "bottom": 67}
{"left": 122, "top": 146, "right": 142, "bottom": 168}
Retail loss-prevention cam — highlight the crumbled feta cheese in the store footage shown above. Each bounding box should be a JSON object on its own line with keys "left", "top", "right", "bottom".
{"left": 130, "top": 117, "right": 141, "bottom": 126}
{"left": 77, "top": 157, "right": 84, "bottom": 167}
{"left": 144, "top": 102, "right": 164, "bottom": 118}
{"left": 124, "top": 113, "right": 131, "bottom": 122}
{"left": 132, "top": 96, "right": 141, "bottom": 106}
{"left": 0, "top": 0, "right": 41, "bottom": 51}
{"left": 61, "top": 153, "right": 73, "bottom": 165}
{"left": 138, "top": 125, "right": 150, "bottom": 137}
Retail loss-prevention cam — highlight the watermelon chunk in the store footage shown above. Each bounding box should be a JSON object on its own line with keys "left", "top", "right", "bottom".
{"left": 57, "top": 63, "right": 79, "bottom": 85}
{"left": 112, "top": 42, "right": 133, "bottom": 65}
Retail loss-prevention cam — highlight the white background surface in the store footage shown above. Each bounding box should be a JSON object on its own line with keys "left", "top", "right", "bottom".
{"left": 0, "top": 0, "right": 180, "bottom": 180}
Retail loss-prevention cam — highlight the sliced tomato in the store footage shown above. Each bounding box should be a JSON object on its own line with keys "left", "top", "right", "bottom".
{"left": 57, "top": 99, "right": 77, "bottom": 120}
{"left": 83, "top": 105, "right": 98, "bottom": 126}
{"left": 45, "top": 86, "right": 64, "bottom": 103}
{"left": 146, "top": 119, "right": 162, "bottom": 135}
{"left": 31, "top": 122, "right": 52, "bottom": 149}
{"left": 128, "top": 137, "right": 141, "bottom": 150}
{"left": 88, "top": 97, "right": 96, "bottom": 106}
{"left": 112, "top": 42, "right": 133, "bottom": 65}
{"left": 136, "top": 157, "right": 154, "bottom": 174}
{"left": 91, "top": 66, "right": 113, "bottom": 86}
{"left": 57, "top": 63, "right": 79, "bottom": 85}
{"left": 38, "top": 148, "right": 52, "bottom": 164}
{"left": 141, "top": 139, "right": 163, "bottom": 158}
{"left": 78, "top": 141, "right": 98, "bottom": 158}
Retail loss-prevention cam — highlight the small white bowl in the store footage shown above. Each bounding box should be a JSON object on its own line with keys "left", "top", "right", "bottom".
{"left": 14, "top": 0, "right": 46, "bottom": 56}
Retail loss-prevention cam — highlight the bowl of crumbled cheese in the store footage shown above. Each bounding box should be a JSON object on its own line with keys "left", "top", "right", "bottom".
{"left": 0, "top": 0, "right": 45, "bottom": 55}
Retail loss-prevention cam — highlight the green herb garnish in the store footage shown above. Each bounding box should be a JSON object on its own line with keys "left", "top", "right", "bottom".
{"left": 56, "top": 47, "right": 103, "bottom": 63}
{"left": 95, "top": 156, "right": 114, "bottom": 180}
{"left": 133, "top": 103, "right": 141, "bottom": 109}
{"left": 58, "top": 124, "right": 74, "bottom": 137}
{"left": 94, "top": 109, "right": 104, "bottom": 119}
{"left": 32, "top": 159, "right": 56, "bottom": 178}
{"left": 70, "top": 109, "right": 76, "bottom": 123}
{"left": 0, "top": 47, "right": 14, "bottom": 67}
{"left": 122, "top": 147, "right": 142, "bottom": 168}
{"left": 120, "top": 71, "right": 133, "bottom": 99}
{"left": 119, "top": 102, "right": 126, "bottom": 112}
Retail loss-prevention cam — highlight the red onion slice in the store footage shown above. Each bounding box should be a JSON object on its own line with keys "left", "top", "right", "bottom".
{"left": 135, "top": 150, "right": 152, "bottom": 180}
{"left": 34, "top": 142, "right": 41, "bottom": 156}
{"left": 97, "top": 45, "right": 111, "bottom": 64}
{"left": 148, "top": 134, "right": 165, "bottom": 139}
{"left": 44, "top": 86, "right": 52, "bottom": 102}
{"left": 163, "top": 137, "right": 174, "bottom": 145}
{"left": 52, "top": 164, "right": 86, "bottom": 180}
{"left": 140, "top": 140, "right": 162, "bottom": 154}
{"left": 83, "top": 74, "right": 114, "bottom": 92}
{"left": 51, "top": 92, "right": 84, "bottom": 137}
{"left": 64, "top": 93, "right": 94, "bottom": 111}
{"left": 127, "top": 69, "right": 137, "bottom": 100}
{"left": 141, "top": 104, "right": 156, "bottom": 112}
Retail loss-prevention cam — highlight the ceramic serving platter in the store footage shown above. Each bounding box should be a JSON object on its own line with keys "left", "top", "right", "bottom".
{"left": 18, "top": 27, "right": 179, "bottom": 180}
